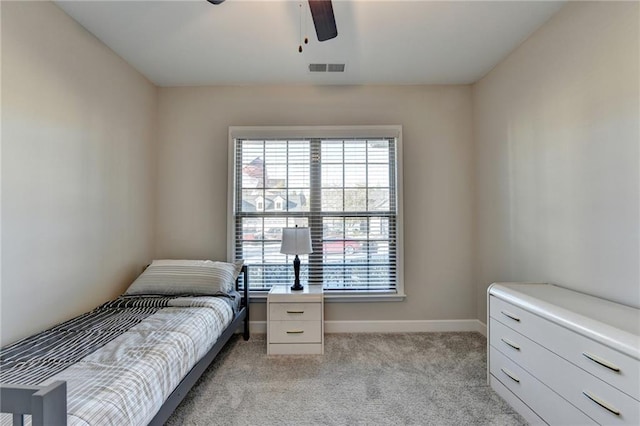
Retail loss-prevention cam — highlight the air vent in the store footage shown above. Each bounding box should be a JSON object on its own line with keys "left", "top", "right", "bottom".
{"left": 309, "top": 63, "right": 345, "bottom": 73}
{"left": 309, "top": 63, "right": 327, "bottom": 72}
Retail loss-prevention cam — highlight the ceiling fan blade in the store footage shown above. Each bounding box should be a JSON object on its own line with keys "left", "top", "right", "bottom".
{"left": 308, "top": 0, "right": 338, "bottom": 42}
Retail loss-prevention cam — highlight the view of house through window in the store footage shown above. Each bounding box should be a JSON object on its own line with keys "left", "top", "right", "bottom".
{"left": 231, "top": 130, "right": 400, "bottom": 293}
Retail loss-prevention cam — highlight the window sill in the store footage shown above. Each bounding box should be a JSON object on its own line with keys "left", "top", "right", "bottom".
{"left": 247, "top": 291, "right": 406, "bottom": 303}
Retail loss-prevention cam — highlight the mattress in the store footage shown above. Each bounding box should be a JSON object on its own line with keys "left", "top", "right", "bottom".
{"left": 1, "top": 294, "right": 236, "bottom": 425}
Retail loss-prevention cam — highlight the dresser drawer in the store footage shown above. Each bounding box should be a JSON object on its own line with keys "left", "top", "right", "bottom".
{"left": 490, "top": 295, "right": 640, "bottom": 401}
{"left": 491, "top": 319, "right": 640, "bottom": 425}
{"left": 490, "top": 347, "right": 597, "bottom": 425}
{"left": 269, "top": 302, "right": 322, "bottom": 321}
{"left": 490, "top": 376, "right": 545, "bottom": 425}
{"left": 490, "top": 318, "right": 538, "bottom": 367}
{"left": 269, "top": 320, "right": 322, "bottom": 344}
{"left": 490, "top": 295, "right": 531, "bottom": 331}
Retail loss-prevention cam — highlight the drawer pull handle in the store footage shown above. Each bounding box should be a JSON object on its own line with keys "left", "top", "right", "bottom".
{"left": 501, "top": 311, "right": 521, "bottom": 322}
{"left": 582, "top": 391, "right": 620, "bottom": 416}
{"left": 500, "top": 368, "right": 520, "bottom": 383}
{"left": 582, "top": 352, "right": 621, "bottom": 373}
{"left": 501, "top": 338, "right": 521, "bottom": 351}
{"left": 286, "top": 310, "right": 305, "bottom": 314}
{"left": 286, "top": 330, "right": 304, "bottom": 334}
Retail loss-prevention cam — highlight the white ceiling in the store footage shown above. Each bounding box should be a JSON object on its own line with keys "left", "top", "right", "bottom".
{"left": 55, "top": 0, "right": 565, "bottom": 87}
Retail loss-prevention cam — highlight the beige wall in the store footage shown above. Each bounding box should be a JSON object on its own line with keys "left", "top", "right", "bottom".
{"left": 1, "top": 2, "right": 157, "bottom": 345}
{"left": 5, "top": 1, "right": 636, "bottom": 337}
{"left": 473, "top": 1, "right": 640, "bottom": 322}
{"left": 156, "top": 85, "right": 476, "bottom": 322}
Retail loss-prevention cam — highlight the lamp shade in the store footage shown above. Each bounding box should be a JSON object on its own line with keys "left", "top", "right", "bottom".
{"left": 280, "top": 227, "right": 313, "bottom": 255}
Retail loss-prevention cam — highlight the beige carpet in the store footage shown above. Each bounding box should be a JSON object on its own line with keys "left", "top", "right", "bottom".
{"left": 166, "top": 332, "right": 525, "bottom": 425}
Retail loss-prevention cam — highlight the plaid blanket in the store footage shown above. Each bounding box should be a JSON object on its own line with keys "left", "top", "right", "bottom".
{"left": 1, "top": 295, "right": 235, "bottom": 425}
{"left": 1, "top": 296, "right": 173, "bottom": 385}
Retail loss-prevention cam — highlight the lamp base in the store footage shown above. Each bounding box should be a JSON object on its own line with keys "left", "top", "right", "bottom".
{"left": 291, "top": 254, "right": 303, "bottom": 291}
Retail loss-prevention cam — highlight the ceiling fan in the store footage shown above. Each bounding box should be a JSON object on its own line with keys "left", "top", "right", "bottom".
{"left": 206, "top": 0, "right": 337, "bottom": 42}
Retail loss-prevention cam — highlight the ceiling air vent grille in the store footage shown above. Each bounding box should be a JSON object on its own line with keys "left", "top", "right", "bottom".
{"left": 309, "top": 63, "right": 327, "bottom": 72}
{"left": 309, "top": 63, "right": 345, "bottom": 73}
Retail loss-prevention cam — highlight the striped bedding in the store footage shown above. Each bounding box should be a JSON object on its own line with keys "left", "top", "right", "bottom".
{"left": 1, "top": 294, "right": 237, "bottom": 425}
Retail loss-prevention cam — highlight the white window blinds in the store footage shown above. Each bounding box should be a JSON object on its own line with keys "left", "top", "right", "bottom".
{"left": 231, "top": 133, "right": 400, "bottom": 293}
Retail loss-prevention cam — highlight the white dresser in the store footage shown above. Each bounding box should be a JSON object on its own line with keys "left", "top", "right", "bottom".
{"left": 267, "top": 285, "right": 324, "bottom": 355}
{"left": 488, "top": 283, "right": 640, "bottom": 425}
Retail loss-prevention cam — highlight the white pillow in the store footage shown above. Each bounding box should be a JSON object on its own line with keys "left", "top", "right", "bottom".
{"left": 124, "top": 259, "right": 244, "bottom": 296}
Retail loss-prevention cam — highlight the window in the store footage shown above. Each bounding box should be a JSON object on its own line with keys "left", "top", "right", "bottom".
{"left": 228, "top": 126, "right": 403, "bottom": 297}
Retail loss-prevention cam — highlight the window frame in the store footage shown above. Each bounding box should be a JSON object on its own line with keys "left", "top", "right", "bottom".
{"left": 227, "top": 125, "right": 405, "bottom": 302}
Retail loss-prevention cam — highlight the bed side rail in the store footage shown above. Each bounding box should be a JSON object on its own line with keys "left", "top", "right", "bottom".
{"left": 0, "top": 381, "right": 67, "bottom": 426}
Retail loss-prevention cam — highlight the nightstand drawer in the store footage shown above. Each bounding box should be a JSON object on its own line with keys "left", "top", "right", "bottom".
{"left": 269, "top": 320, "right": 322, "bottom": 344}
{"left": 269, "top": 303, "right": 321, "bottom": 321}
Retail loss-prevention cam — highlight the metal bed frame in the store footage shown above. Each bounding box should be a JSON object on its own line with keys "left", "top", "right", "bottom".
{"left": 1, "top": 265, "right": 250, "bottom": 426}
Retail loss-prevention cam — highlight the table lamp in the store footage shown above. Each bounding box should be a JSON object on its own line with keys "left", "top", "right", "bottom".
{"left": 280, "top": 226, "right": 313, "bottom": 291}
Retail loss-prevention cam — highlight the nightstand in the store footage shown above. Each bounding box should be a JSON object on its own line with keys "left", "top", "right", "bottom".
{"left": 267, "top": 285, "right": 324, "bottom": 355}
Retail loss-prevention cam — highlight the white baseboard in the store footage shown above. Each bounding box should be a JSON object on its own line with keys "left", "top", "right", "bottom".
{"left": 250, "top": 319, "right": 487, "bottom": 335}
{"left": 250, "top": 321, "right": 267, "bottom": 334}
{"left": 476, "top": 320, "right": 487, "bottom": 337}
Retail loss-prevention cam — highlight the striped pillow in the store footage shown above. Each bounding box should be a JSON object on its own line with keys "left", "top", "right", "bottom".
{"left": 124, "top": 259, "right": 243, "bottom": 296}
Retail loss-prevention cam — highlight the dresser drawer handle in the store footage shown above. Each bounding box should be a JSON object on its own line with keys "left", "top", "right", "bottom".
{"left": 582, "top": 391, "right": 620, "bottom": 416}
{"left": 501, "top": 311, "right": 521, "bottom": 322}
{"left": 500, "top": 368, "right": 520, "bottom": 383}
{"left": 500, "top": 338, "right": 521, "bottom": 351}
{"left": 582, "top": 352, "right": 621, "bottom": 373}
{"left": 286, "top": 330, "right": 304, "bottom": 334}
{"left": 286, "top": 310, "right": 305, "bottom": 314}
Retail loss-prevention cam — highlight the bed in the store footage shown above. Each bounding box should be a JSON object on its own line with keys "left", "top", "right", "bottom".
{"left": 0, "top": 260, "right": 250, "bottom": 426}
